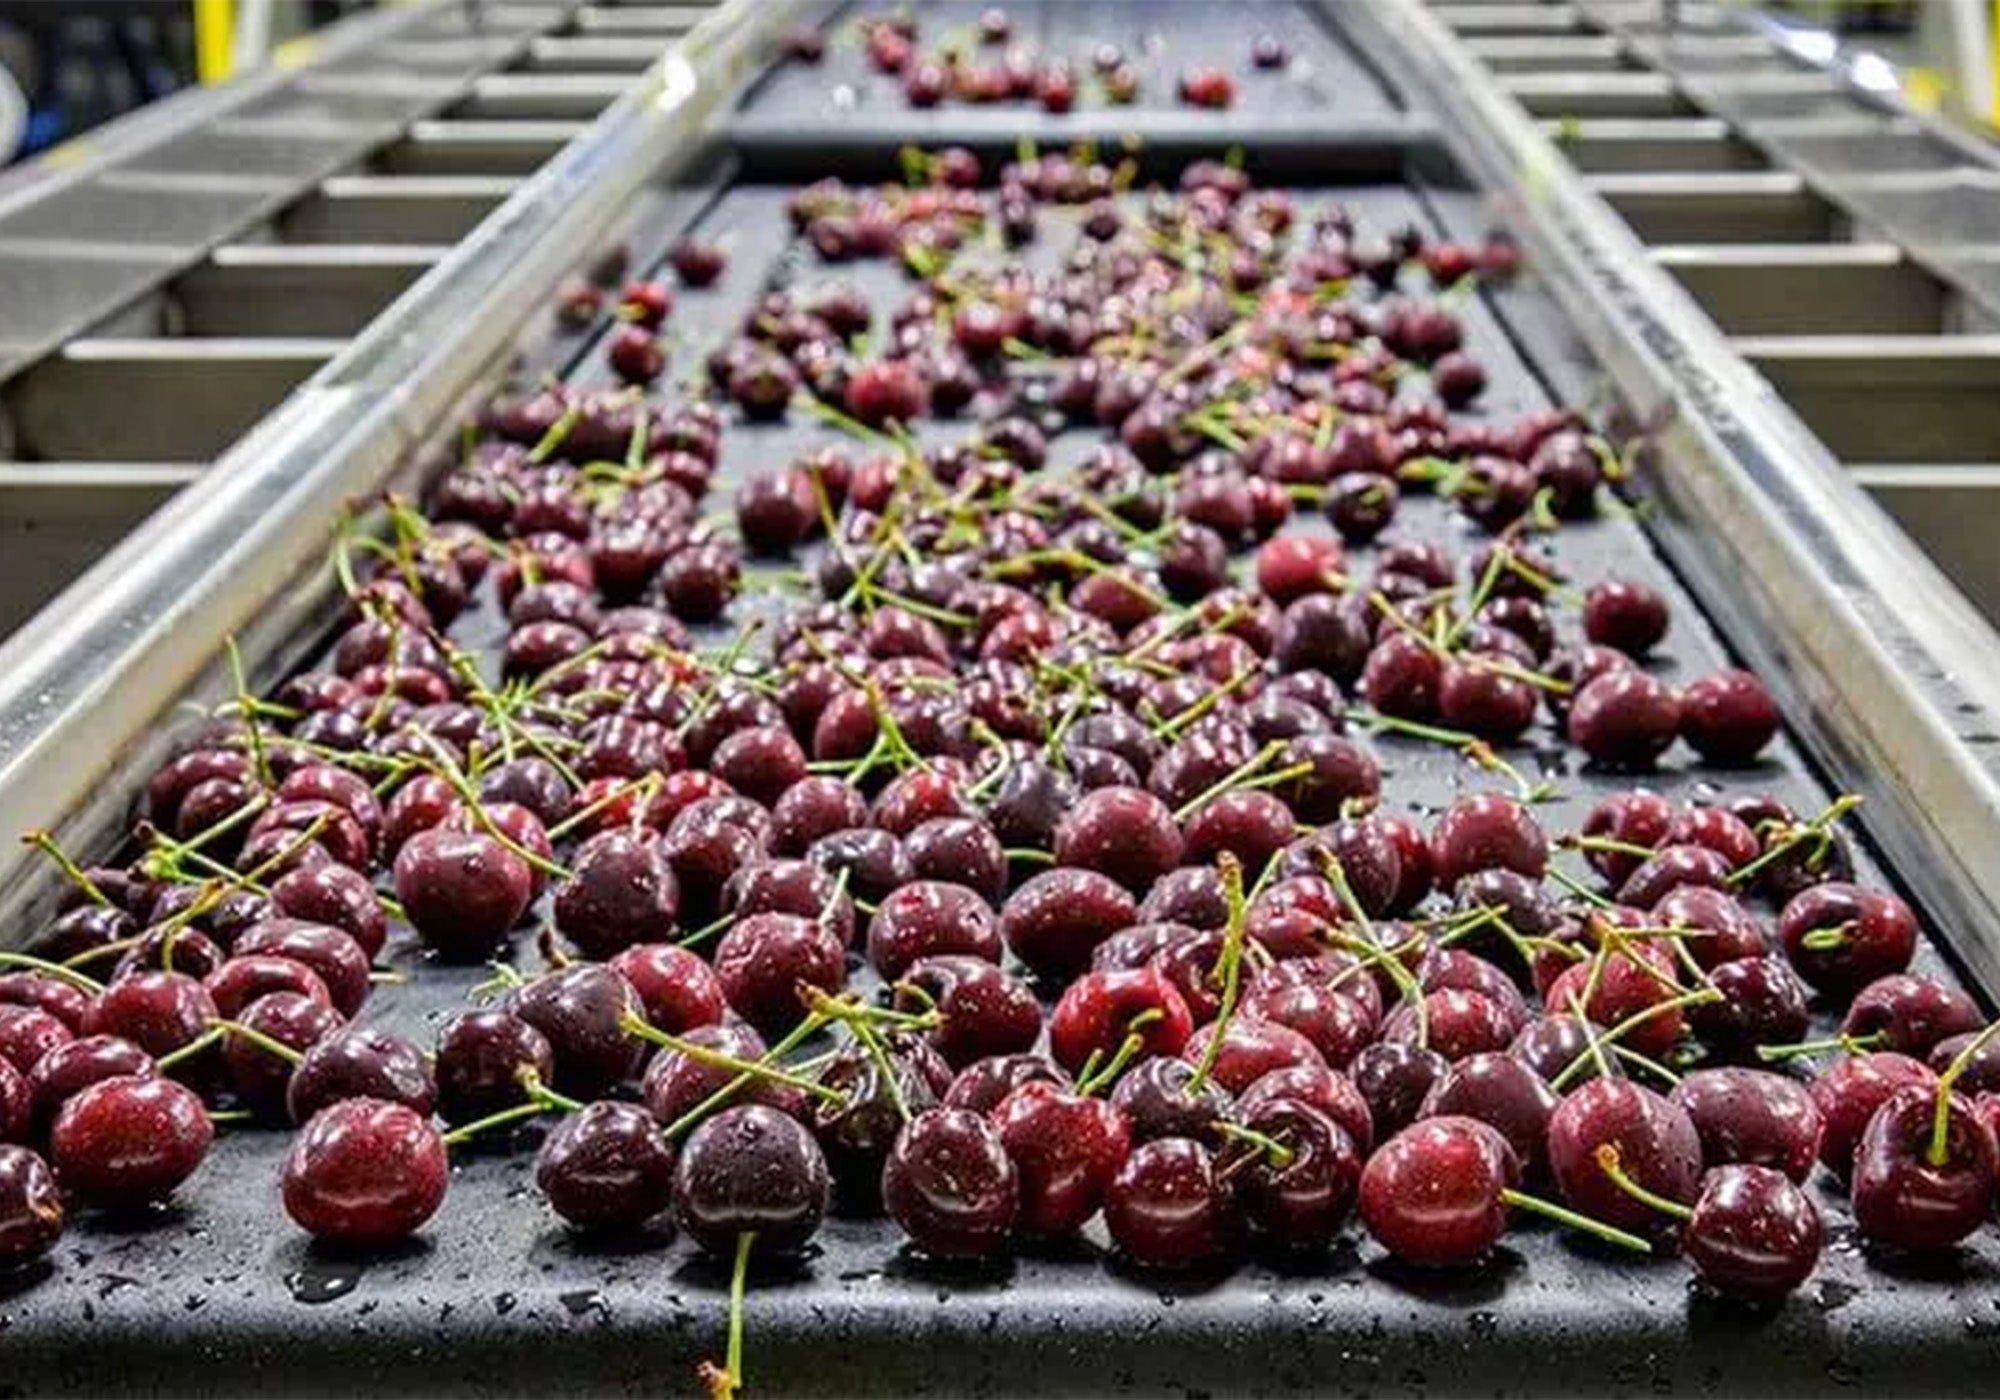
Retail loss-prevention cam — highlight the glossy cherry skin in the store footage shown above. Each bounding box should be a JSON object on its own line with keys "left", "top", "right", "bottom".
{"left": 434, "top": 1009, "right": 557, "bottom": 1125}
{"left": 282, "top": 1098, "right": 447, "bottom": 1248}
{"left": 713, "top": 913, "right": 847, "bottom": 1038}
{"left": 1841, "top": 974, "right": 1983, "bottom": 1058}
{"left": 1678, "top": 670, "right": 1779, "bottom": 767}
{"left": 1568, "top": 671, "right": 1681, "bottom": 768}
{"left": 1429, "top": 794, "right": 1546, "bottom": 889}
{"left": 1179, "top": 1019, "right": 1327, "bottom": 1095}
{"left": 0, "top": 1145, "right": 62, "bottom": 1266}
{"left": 1244, "top": 983, "right": 1374, "bottom": 1070}
{"left": 893, "top": 956, "right": 1041, "bottom": 1068}
{"left": 0, "top": 1005, "right": 73, "bottom": 1077}
{"left": 536, "top": 1100, "right": 677, "bottom": 1231}
{"left": 0, "top": 973, "right": 92, "bottom": 1034}
{"left": 1546, "top": 1079, "right": 1703, "bottom": 1237}
{"left": 1578, "top": 789, "right": 1675, "bottom": 886}
{"left": 990, "top": 1081, "right": 1130, "bottom": 1236}
{"left": 1002, "top": 868, "right": 1138, "bottom": 978}
{"left": 1420, "top": 1053, "right": 1560, "bottom": 1176}
{"left": 883, "top": 1108, "right": 1020, "bottom": 1259}
{"left": 232, "top": 921, "right": 370, "bottom": 1018}
{"left": 640, "top": 1021, "right": 802, "bottom": 1127}
{"left": 1108, "top": 1056, "right": 1235, "bottom": 1146}
{"left": 1669, "top": 1068, "right": 1821, "bottom": 1184}
{"left": 867, "top": 881, "right": 1001, "bottom": 981}
{"left": 224, "top": 991, "right": 344, "bottom": 1121}
{"left": 1581, "top": 579, "right": 1669, "bottom": 656}
{"left": 1808, "top": 1052, "right": 1936, "bottom": 1179}
{"left": 1850, "top": 1084, "right": 1999, "bottom": 1252}
{"left": 1359, "top": 1116, "right": 1517, "bottom": 1267}
{"left": 1688, "top": 956, "right": 1811, "bottom": 1058}
{"left": 1048, "top": 968, "right": 1194, "bottom": 1076}
{"left": 204, "top": 954, "right": 330, "bottom": 1019}
{"left": 509, "top": 965, "right": 645, "bottom": 1099}
{"left": 944, "top": 1054, "right": 1069, "bottom": 1116}
{"left": 1053, "top": 787, "right": 1184, "bottom": 893}
{"left": 1230, "top": 1099, "right": 1361, "bottom": 1256}
{"left": 288, "top": 1027, "right": 436, "bottom": 1124}
{"left": 393, "top": 828, "right": 533, "bottom": 961}
{"left": 1351, "top": 1041, "right": 1450, "bottom": 1138}
{"left": 50, "top": 1074, "right": 212, "bottom": 1209}
{"left": 1104, "top": 1137, "right": 1235, "bottom": 1269}
{"left": 553, "top": 830, "right": 680, "bottom": 959}
{"left": 673, "top": 1104, "right": 830, "bottom": 1258}
{"left": 1776, "top": 883, "right": 1916, "bottom": 998}
{"left": 24, "top": 1035, "right": 155, "bottom": 1132}
{"left": 1236, "top": 1063, "right": 1375, "bottom": 1154}
{"left": 1684, "top": 1164, "right": 1821, "bottom": 1299}
{"left": 82, "top": 971, "right": 214, "bottom": 1072}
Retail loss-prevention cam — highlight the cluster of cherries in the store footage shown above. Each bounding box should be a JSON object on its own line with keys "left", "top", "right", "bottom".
{"left": 781, "top": 7, "right": 1275, "bottom": 113}
{"left": 0, "top": 145, "right": 1988, "bottom": 1394}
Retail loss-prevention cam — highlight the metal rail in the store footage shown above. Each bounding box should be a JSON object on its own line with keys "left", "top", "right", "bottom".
{"left": 1347, "top": 0, "right": 2000, "bottom": 996}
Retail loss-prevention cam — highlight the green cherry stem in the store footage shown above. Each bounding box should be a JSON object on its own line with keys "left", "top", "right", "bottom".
{"left": 1184, "top": 853, "right": 1247, "bottom": 1098}
{"left": 1930, "top": 1019, "right": 2000, "bottom": 1167}
{"left": 1502, "top": 1183, "right": 1656, "bottom": 1251}
{"left": 1592, "top": 1145, "right": 1692, "bottom": 1223}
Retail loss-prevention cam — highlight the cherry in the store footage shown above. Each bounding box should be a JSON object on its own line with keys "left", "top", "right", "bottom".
{"left": 772, "top": 777, "right": 870, "bottom": 855}
{"left": 1652, "top": 885, "right": 1765, "bottom": 969}
{"left": 1244, "top": 983, "right": 1374, "bottom": 1070}
{"left": 714, "top": 913, "right": 846, "bottom": 1038}
{"left": 510, "top": 965, "right": 645, "bottom": 1099}
{"left": 893, "top": 956, "right": 1040, "bottom": 1067}
{"left": 1049, "top": 968, "right": 1194, "bottom": 1076}
{"left": 25, "top": 1035, "right": 154, "bottom": 1131}
{"left": 1359, "top": 1116, "right": 1515, "bottom": 1267}
{"left": 1546, "top": 1079, "right": 1703, "bottom": 1237}
{"left": 83, "top": 971, "right": 214, "bottom": 1069}
{"left": 640, "top": 1021, "right": 803, "bottom": 1127}
{"left": 1250, "top": 33, "right": 1289, "bottom": 68}
{"left": 676, "top": 1105, "right": 830, "bottom": 1257}
{"left": 867, "top": 881, "right": 1000, "bottom": 981}
{"left": 1430, "top": 793, "right": 1547, "bottom": 889}
{"left": 205, "top": 954, "right": 330, "bottom": 1018}
{"left": 1420, "top": 1053, "right": 1559, "bottom": 1175}
{"left": 553, "top": 830, "right": 679, "bottom": 959}
{"left": 1229, "top": 1098, "right": 1360, "bottom": 1256}
{"left": 1777, "top": 883, "right": 1917, "bottom": 997}
{"left": 0, "top": 1005, "right": 74, "bottom": 1076}
{"left": 669, "top": 236, "right": 726, "bottom": 287}
{"left": 288, "top": 1027, "right": 436, "bottom": 1123}
{"left": 1177, "top": 66, "right": 1236, "bottom": 110}
{"left": 806, "top": 828, "right": 913, "bottom": 912}
{"left": 536, "top": 1100, "right": 676, "bottom": 1231}
{"left": 51, "top": 1074, "right": 211, "bottom": 1209}
{"left": 1682, "top": 1164, "right": 1821, "bottom": 1298}
{"left": 1668, "top": 1068, "right": 1820, "bottom": 1183}
{"left": 0, "top": 973, "right": 92, "bottom": 1033}
{"left": 1384, "top": 989, "right": 1518, "bottom": 1063}
{"left": 883, "top": 1108, "right": 1019, "bottom": 1259}
{"left": 1581, "top": 579, "right": 1669, "bottom": 656}
{"left": 1351, "top": 1041, "right": 1450, "bottom": 1138}
{"left": 1850, "top": 1083, "right": 1997, "bottom": 1251}
{"left": 609, "top": 944, "right": 726, "bottom": 1035}
{"left": 394, "top": 828, "right": 532, "bottom": 961}
{"left": 1809, "top": 1051, "right": 1936, "bottom": 1179}
{"left": 1180, "top": 1019, "right": 1325, "bottom": 1095}
{"left": 1679, "top": 670, "right": 1779, "bottom": 766}
{"left": 1578, "top": 789, "right": 1675, "bottom": 886}
{"left": 1054, "top": 787, "right": 1184, "bottom": 893}
{"left": 812, "top": 1043, "right": 940, "bottom": 1201}
{"left": 1568, "top": 670, "right": 1681, "bottom": 768}
{"left": 283, "top": 1098, "right": 447, "bottom": 1247}
{"left": 1688, "top": 956, "right": 1810, "bottom": 1057}
{"left": 1104, "top": 1137, "right": 1235, "bottom": 1268}
{"left": 1001, "top": 868, "right": 1136, "bottom": 978}
{"left": 945, "top": 1054, "right": 1068, "bottom": 1116}
{"left": 1841, "top": 973, "right": 1982, "bottom": 1057}
{"left": 224, "top": 991, "right": 342, "bottom": 1120}
{"left": 0, "top": 1146, "right": 61, "bottom": 1266}
{"left": 435, "top": 1009, "right": 557, "bottom": 1125}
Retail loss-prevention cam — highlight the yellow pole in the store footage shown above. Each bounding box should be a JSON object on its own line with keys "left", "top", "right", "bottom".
{"left": 193, "top": 0, "right": 235, "bottom": 85}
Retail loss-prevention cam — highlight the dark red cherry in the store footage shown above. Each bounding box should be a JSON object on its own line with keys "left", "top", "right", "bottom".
{"left": 231, "top": 920, "right": 370, "bottom": 1018}
{"left": 435, "top": 1009, "right": 555, "bottom": 1125}
{"left": 892, "top": 956, "right": 1040, "bottom": 1068}
{"left": 25, "top": 1035, "right": 154, "bottom": 1131}
{"left": 1049, "top": 968, "right": 1193, "bottom": 1076}
{"left": 812, "top": 1044, "right": 939, "bottom": 1203}
{"left": 1850, "top": 1083, "right": 1998, "bottom": 1251}
{"left": 884, "top": 1108, "right": 1019, "bottom": 1259}
{"left": 902, "top": 816, "right": 1008, "bottom": 903}
{"left": 1179, "top": 1019, "right": 1326, "bottom": 1095}
{"left": 0, "top": 973, "right": 92, "bottom": 1033}
{"left": 1809, "top": 1052, "right": 1936, "bottom": 1179}
{"left": 640, "top": 1021, "right": 800, "bottom": 1127}
{"left": 509, "top": 965, "right": 644, "bottom": 1099}
{"left": 1359, "top": 1116, "right": 1516, "bottom": 1267}
{"left": 1581, "top": 580, "right": 1669, "bottom": 656}
{"left": 0, "top": 1146, "right": 62, "bottom": 1266}
{"left": 1230, "top": 1097, "right": 1360, "bottom": 1256}
{"left": 1430, "top": 793, "right": 1546, "bottom": 889}
{"left": 608, "top": 944, "right": 726, "bottom": 1035}
{"left": 224, "top": 991, "right": 343, "bottom": 1120}
{"left": 1841, "top": 974, "right": 1982, "bottom": 1058}
{"left": 1683, "top": 1163, "right": 1821, "bottom": 1298}
{"left": 1688, "top": 956, "right": 1810, "bottom": 1057}
{"left": 1420, "top": 1053, "right": 1560, "bottom": 1175}
{"left": 1578, "top": 789, "right": 1675, "bottom": 886}
{"left": 288, "top": 1027, "right": 436, "bottom": 1124}
{"left": 1105, "top": 1136, "right": 1234, "bottom": 1268}
{"left": 394, "top": 828, "right": 532, "bottom": 962}
{"left": 674, "top": 1105, "right": 829, "bottom": 1257}
{"left": 1568, "top": 670, "right": 1681, "bottom": 768}
{"left": 0, "top": 1005, "right": 74, "bottom": 1077}
{"left": 1546, "top": 1079, "right": 1702, "bottom": 1237}
{"left": 1669, "top": 1068, "right": 1821, "bottom": 1183}
{"left": 1777, "top": 883, "right": 1917, "bottom": 998}
{"left": 51, "top": 1074, "right": 211, "bottom": 1209}
{"left": 944, "top": 1054, "right": 1068, "bottom": 1116}
{"left": 1679, "top": 670, "right": 1779, "bottom": 766}
{"left": 867, "top": 882, "right": 1000, "bottom": 981}
{"left": 1509, "top": 1015, "right": 1620, "bottom": 1088}
{"left": 83, "top": 971, "right": 213, "bottom": 1070}
{"left": 991, "top": 1081, "right": 1130, "bottom": 1236}
{"left": 714, "top": 913, "right": 846, "bottom": 1038}
{"left": 1001, "top": 868, "right": 1136, "bottom": 978}
{"left": 1351, "top": 1041, "right": 1450, "bottom": 1138}
{"left": 204, "top": 954, "right": 330, "bottom": 1019}
{"left": 553, "top": 830, "right": 679, "bottom": 960}
{"left": 1054, "top": 787, "right": 1183, "bottom": 894}
{"left": 282, "top": 1098, "right": 447, "bottom": 1247}
{"left": 536, "top": 1100, "right": 676, "bottom": 1231}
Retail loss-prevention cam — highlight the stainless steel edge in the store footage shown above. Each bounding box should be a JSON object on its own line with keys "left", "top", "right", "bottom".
{"left": 1343, "top": 0, "right": 2000, "bottom": 996}
{"left": 0, "top": 0, "right": 798, "bottom": 932}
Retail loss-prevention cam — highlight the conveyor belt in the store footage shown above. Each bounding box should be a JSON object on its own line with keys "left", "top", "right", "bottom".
{"left": 0, "top": 0, "right": 726, "bottom": 639}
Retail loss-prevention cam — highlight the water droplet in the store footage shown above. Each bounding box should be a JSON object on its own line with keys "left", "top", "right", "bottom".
{"left": 494, "top": 1292, "right": 517, "bottom": 1316}
{"left": 1468, "top": 1311, "right": 1498, "bottom": 1340}
{"left": 285, "top": 1265, "right": 361, "bottom": 1305}
{"left": 1814, "top": 1279, "right": 1860, "bottom": 1312}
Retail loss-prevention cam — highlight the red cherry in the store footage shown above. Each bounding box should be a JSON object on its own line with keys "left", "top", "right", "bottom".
{"left": 283, "top": 1098, "right": 447, "bottom": 1247}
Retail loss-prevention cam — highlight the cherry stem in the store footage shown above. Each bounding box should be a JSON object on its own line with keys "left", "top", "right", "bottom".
{"left": 1184, "top": 853, "right": 1247, "bottom": 1098}
{"left": 212, "top": 1018, "right": 306, "bottom": 1066}
{"left": 1798, "top": 923, "right": 1853, "bottom": 952}
{"left": 620, "top": 1015, "right": 845, "bottom": 1106}
{"left": 700, "top": 1230, "right": 756, "bottom": 1400}
{"left": 1501, "top": 1186, "right": 1655, "bottom": 1251}
{"left": 1561, "top": 834, "right": 1659, "bottom": 861}
{"left": 0, "top": 950, "right": 104, "bottom": 994}
{"left": 1755, "top": 1031, "right": 1881, "bottom": 1064}
{"left": 662, "top": 1013, "right": 832, "bottom": 1141}
{"left": 1549, "top": 987, "right": 1719, "bottom": 1093}
{"left": 440, "top": 1070, "right": 583, "bottom": 1145}
{"left": 1212, "top": 1119, "right": 1295, "bottom": 1170}
{"left": 1546, "top": 866, "right": 1615, "bottom": 911}
{"left": 21, "top": 831, "right": 110, "bottom": 907}
{"left": 155, "top": 1026, "right": 226, "bottom": 1070}
{"left": 1076, "top": 1008, "right": 1164, "bottom": 1098}
{"left": 545, "top": 773, "right": 661, "bottom": 842}
{"left": 1172, "top": 742, "right": 1285, "bottom": 823}
{"left": 1930, "top": 1019, "right": 2000, "bottom": 1167}
{"left": 1725, "top": 794, "right": 1860, "bottom": 890}
{"left": 1591, "top": 1144, "right": 1692, "bottom": 1223}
